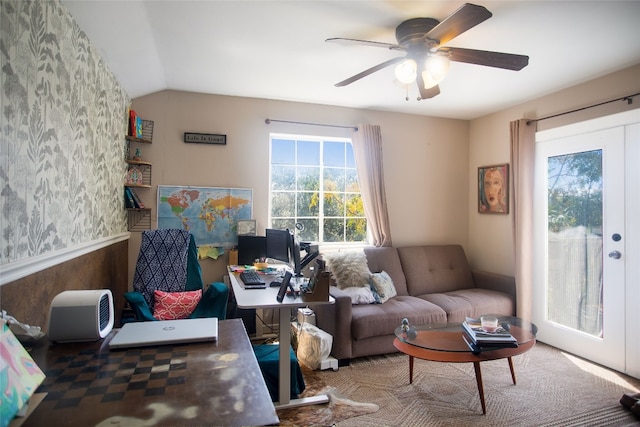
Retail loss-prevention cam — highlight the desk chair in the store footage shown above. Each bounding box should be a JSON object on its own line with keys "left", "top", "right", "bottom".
{"left": 124, "top": 229, "right": 228, "bottom": 321}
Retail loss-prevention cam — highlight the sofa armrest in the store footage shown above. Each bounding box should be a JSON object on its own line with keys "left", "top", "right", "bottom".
{"left": 314, "top": 286, "right": 353, "bottom": 360}
{"left": 472, "top": 270, "right": 516, "bottom": 308}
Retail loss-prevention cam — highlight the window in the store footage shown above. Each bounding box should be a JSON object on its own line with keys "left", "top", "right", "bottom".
{"left": 269, "top": 133, "right": 367, "bottom": 246}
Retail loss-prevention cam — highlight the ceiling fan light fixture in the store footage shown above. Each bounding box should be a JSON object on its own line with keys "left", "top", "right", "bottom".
{"left": 421, "top": 70, "right": 439, "bottom": 89}
{"left": 394, "top": 58, "right": 417, "bottom": 84}
{"left": 424, "top": 55, "right": 450, "bottom": 83}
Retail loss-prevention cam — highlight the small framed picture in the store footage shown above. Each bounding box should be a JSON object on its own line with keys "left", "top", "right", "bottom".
{"left": 237, "top": 220, "right": 257, "bottom": 236}
{"left": 478, "top": 164, "right": 509, "bottom": 214}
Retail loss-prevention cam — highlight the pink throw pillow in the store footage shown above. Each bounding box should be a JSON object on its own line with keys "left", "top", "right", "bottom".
{"left": 153, "top": 289, "right": 202, "bottom": 320}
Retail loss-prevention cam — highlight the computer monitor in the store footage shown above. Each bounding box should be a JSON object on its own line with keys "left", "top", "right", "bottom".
{"left": 290, "top": 232, "right": 302, "bottom": 277}
{"left": 265, "top": 228, "right": 290, "bottom": 264}
{"left": 266, "top": 228, "right": 304, "bottom": 277}
{"left": 237, "top": 236, "right": 267, "bottom": 265}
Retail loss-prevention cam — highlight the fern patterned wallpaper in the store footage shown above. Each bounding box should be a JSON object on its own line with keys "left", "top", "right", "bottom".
{"left": 0, "top": 0, "right": 130, "bottom": 267}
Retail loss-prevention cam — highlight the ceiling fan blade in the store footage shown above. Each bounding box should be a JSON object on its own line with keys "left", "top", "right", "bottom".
{"left": 335, "top": 56, "right": 405, "bottom": 87}
{"left": 445, "top": 47, "right": 529, "bottom": 71}
{"left": 425, "top": 3, "right": 492, "bottom": 46}
{"left": 416, "top": 73, "right": 440, "bottom": 99}
{"left": 325, "top": 37, "right": 405, "bottom": 52}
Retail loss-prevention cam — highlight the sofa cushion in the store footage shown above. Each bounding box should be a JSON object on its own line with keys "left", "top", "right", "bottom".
{"left": 398, "top": 245, "right": 474, "bottom": 295}
{"left": 363, "top": 247, "right": 408, "bottom": 296}
{"left": 420, "top": 288, "right": 515, "bottom": 323}
{"left": 324, "top": 251, "right": 371, "bottom": 289}
{"left": 369, "top": 271, "right": 397, "bottom": 303}
{"left": 350, "top": 296, "right": 447, "bottom": 340}
{"left": 341, "top": 286, "right": 377, "bottom": 304}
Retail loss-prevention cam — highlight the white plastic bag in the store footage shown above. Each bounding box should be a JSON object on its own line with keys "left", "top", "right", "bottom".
{"left": 296, "top": 323, "right": 333, "bottom": 370}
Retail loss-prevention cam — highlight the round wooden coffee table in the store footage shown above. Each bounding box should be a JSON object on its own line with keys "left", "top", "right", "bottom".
{"left": 393, "top": 316, "right": 536, "bottom": 414}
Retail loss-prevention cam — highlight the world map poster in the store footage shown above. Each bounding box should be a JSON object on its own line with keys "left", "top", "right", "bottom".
{"left": 157, "top": 186, "right": 252, "bottom": 247}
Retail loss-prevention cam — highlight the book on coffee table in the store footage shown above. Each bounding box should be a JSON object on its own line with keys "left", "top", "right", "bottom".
{"left": 462, "top": 317, "right": 518, "bottom": 346}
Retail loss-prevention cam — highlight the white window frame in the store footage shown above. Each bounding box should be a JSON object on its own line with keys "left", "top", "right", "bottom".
{"left": 268, "top": 133, "right": 367, "bottom": 249}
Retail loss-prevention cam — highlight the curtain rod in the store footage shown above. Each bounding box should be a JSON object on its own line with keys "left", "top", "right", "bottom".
{"left": 265, "top": 118, "right": 358, "bottom": 131}
{"left": 527, "top": 92, "right": 639, "bottom": 125}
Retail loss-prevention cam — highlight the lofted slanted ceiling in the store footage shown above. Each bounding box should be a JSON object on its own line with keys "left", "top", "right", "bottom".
{"left": 62, "top": 1, "right": 640, "bottom": 120}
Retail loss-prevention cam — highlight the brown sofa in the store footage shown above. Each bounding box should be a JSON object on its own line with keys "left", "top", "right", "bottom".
{"left": 314, "top": 245, "right": 516, "bottom": 362}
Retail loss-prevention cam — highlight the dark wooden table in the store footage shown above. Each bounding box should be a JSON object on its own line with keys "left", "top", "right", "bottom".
{"left": 24, "top": 318, "right": 278, "bottom": 426}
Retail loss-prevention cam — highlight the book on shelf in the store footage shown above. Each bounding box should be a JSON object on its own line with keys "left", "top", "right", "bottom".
{"left": 462, "top": 317, "right": 517, "bottom": 347}
{"left": 129, "top": 110, "right": 137, "bottom": 137}
{"left": 124, "top": 187, "right": 137, "bottom": 208}
{"left": 128, "top": 187, "right": 145, "bottom": 208}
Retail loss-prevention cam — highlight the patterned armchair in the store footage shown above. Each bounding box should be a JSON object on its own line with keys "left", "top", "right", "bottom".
{"left": 124, "top": 229, "right": 228, "bottom": 321}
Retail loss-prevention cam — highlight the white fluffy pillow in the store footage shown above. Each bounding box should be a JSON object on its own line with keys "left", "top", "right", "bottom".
{"left": 323, "top": 251, "right": 371, "bottom": 289}
{"left": 369, "top": 271, "right": 397, "bottom": 303}
{"left": 341, "top": 286, "right": 376, "bottom": 304}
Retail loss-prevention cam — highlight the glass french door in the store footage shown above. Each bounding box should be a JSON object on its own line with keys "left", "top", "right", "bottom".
{"left": 533, "top": 123, "right": 628, "bottom": 372}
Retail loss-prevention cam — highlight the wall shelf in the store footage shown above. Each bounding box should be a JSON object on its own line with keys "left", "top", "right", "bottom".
{"left": 124, "top": 163, "right": 152, "bottom": 187}
{"left": 126, "top": 208, "right": 151, "bottom": 231}
{"left": 125, "top": 118, "right": 153, "bottom": 231}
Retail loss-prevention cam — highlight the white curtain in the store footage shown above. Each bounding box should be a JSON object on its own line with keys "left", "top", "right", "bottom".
{"left": 351, "top": 124, "right": 392, "bottom": 247}
{"left": 510, "top": 119, "right": 537, "bottom": 320}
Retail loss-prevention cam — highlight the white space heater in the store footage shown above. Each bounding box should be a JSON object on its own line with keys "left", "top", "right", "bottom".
{"left": 48, "top": 289, "right": 114, "bottom": 342}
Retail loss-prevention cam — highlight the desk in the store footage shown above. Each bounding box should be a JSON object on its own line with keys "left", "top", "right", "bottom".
{"left": 24, "top": 319, "right": 278, "bottom": 427}
{"left": 228, "top": 268, "right": 333, "bottom": 408}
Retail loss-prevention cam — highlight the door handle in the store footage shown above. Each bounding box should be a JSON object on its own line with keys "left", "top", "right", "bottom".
{"left": 608, "top": 250, "right": 622, "bottom": 259}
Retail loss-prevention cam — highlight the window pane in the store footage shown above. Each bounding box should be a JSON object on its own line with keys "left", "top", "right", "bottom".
{"left": 272, "top": 218, "right": 295, "bottom": 231}
{"left": 297, "top": 166, "right": 320, "bottom": 191}
{"left": 346, "top": 169, "right": 359, "bottom": 192}
{"left": 271, "top": 192, "right": 295, "bottom": 217}
{"left": 297, "top": 192, "right": 319, "bottom": 217}
{"left": 346, "top": 218, "right": 367, "bottom": 241}
{"left": 346, "top": 143, "right": 355, "bottom": 168}
{"left": 298, "top": 219, "right": 318, "bottom": 242}
{"left": 346, "top": 194, "right": 364, "bottom": 217}
{"left": 324, "top": 141, "right": 345, "bottom": 167}
{"left": 271, "top": 165, "right": 296, "bottom": 191}
{"left": 547, "top": 150, "right": 603, "bottom": 337}
{"left": 324, "top": 192, "right": 345, "bottom": 216}
{"left": 272, "top": 139, "right": 295, "bottom": 164}
{"left": 324, "top": 168, "right": 345, "bottom": 192}
{"left": 297, "top": 140, "right": 320, "bottom": 165}
{"left": 324, "top": 218, "right": 344, "bottom": 242}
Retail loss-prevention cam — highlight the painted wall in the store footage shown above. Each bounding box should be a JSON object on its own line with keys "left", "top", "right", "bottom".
{"left": 467, "top": 64, "right": 640, "bottom": 275}
{"left": 130, "top": 90, "right": 469, "bottom": 284}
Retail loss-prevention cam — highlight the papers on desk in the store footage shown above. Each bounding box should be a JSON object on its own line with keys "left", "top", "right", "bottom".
{"left": 229, "top": 265, "right": 284, "bottom": 275}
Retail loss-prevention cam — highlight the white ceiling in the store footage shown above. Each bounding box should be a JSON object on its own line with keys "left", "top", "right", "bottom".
{"left": 62, "top": 1, "right": 640, "bottom": 120}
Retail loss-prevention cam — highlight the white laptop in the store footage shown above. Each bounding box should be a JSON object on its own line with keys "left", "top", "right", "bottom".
{"left": 109, "top": 318, "right": 218, "bottom": 350}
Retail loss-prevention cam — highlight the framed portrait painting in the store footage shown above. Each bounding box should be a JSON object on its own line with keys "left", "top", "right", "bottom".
{"left": 478, "top": 164, "right": 509, "bottom": 214}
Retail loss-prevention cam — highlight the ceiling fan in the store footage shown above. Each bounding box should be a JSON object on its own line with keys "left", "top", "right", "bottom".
{"left": 327, "top": 3, "right": 529, "bottom": 100}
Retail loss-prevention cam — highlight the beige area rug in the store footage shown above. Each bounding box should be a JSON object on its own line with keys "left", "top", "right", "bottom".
{"left": 279, "top": 343, "right": 640, "bottom": 427}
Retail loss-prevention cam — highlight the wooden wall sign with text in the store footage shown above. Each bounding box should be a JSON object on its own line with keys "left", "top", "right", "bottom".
{"left": 184, "top": 133, "right": 226, "bottom": 145}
